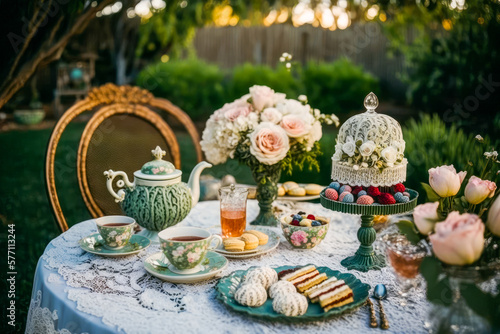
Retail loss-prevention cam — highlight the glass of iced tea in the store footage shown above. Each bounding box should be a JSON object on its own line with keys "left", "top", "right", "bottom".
{"left": 219, "top": 184, "right": 248, "bottom": 238}
{"left": 383, "top": 233, "right": 428, "bottom": 301}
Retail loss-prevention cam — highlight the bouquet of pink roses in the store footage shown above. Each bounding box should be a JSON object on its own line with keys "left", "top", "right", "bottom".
{"left": 200, "top": 85, "right": 338, "bottom": 225}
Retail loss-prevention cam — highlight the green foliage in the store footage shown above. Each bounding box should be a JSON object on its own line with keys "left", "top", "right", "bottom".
{"left": 136, "top": 58, "right": 225, "bottom": 120}
{"left": 381, "top": 0, "right": 500, "bottom": 133}
{"left": 302, "top": 58, "right": 379, "bottom": 116}
{"left": 395, "top": 220, "right": 422, "bottom": 244}
{"left": 227, "top": 63, "right": 300, "bottom": 101}
{"left": 403, "top": 113, "right": 497, "bottom": 198}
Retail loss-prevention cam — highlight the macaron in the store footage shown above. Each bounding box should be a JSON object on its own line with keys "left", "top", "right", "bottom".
{"left": 245, "top": 230, "right": 268, "bottom": 245}
{"left": 223, "top": 238, "right": 245, "bottom": 252}
{"left": 240, "top": 233, "right": 259, "bottom": 250}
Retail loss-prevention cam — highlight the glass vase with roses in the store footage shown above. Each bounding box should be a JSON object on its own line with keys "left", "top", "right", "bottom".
{"left": 200, "top": 85, "right": 338, "bottom": 226}
{"left": 395, "top": 137, "right": 500, "bottom": 333}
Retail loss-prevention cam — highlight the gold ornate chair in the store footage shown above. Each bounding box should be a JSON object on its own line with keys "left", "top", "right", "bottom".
{"left": 45, "top": 84, "right": 202, "bottom": 232}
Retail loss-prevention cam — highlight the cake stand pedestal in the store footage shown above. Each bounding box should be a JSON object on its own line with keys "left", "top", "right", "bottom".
{"left": 320, "top": 189, "right": 419, "bottom": 272}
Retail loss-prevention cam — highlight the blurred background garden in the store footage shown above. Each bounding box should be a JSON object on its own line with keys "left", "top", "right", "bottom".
{"left": 0, "top": 0, "right": 499, "bottom": 332}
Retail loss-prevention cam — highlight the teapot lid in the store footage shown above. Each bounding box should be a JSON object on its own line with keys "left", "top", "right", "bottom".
{"left": 135, "top": 146, "right": 181, "bottom": 180}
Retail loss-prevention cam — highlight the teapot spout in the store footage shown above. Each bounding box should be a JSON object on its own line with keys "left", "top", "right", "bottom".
{"left": 187, "top": 161, "right": 212, "bottom": 207}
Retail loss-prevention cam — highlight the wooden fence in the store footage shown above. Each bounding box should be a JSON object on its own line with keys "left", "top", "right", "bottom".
{"left": 193, "top": 24, "right": 415, "bottom": 92}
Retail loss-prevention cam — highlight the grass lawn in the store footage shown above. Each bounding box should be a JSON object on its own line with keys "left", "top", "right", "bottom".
{"left": 0, "top": 122, "right": 338, "bottom": 332}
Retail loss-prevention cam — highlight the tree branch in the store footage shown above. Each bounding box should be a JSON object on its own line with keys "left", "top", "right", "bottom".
{"left": 0, "top": 0, "right": 114, "bottom": 109}
{"left": 5, "top": 0, "right": 53, "bottom": 88}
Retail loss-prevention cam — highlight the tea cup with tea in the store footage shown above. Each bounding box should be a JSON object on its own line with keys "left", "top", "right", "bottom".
{"left": 158, "top": 226, "right": 223, "bottom": 274}
{"left": 95, "top": 216, "right": 136, "bottom": 250}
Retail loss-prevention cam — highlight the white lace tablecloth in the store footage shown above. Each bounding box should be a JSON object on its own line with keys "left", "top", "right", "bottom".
{"left": 27, "top": 200, "right": 430, "bottom": 334}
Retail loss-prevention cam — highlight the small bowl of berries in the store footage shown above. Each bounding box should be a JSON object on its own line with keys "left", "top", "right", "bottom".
{"left": 280, "top": 211, "right": 330, "bottom": 249}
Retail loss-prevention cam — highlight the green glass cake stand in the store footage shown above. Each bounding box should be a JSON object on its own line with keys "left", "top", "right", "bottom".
{"left": 320, "top": 189, "right": 419, "bottom": 272}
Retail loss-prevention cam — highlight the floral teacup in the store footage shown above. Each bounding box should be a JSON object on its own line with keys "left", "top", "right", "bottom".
{"left": 280, "top": 217, "right": 329, "bottom": 249}
{"left": 158, "top": 227, "right": 222, "bottom": 274}
{"left": 95, "top": 216, "right": 136, "bottom": 250}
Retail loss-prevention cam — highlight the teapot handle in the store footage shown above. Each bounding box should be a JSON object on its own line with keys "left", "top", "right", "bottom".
{"left": 103, "top": 170, "right": 134, "bottom": 203}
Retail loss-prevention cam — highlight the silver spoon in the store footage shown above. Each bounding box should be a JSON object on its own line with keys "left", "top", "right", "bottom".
{"left": 373, "top": 284, "right": 390, "bottom": 330}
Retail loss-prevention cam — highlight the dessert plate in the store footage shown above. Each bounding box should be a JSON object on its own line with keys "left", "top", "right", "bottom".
{"left": 216, "top": 265, "right": 370, "bottom": 322}
{"left": 79, "top": 233, "right": 150, "bottom": 257}
{"left": 144, "top": 251, "right": 228, "bottom": 283}
{"left": 214, "top": 229, "right": 280, "bottom": 259}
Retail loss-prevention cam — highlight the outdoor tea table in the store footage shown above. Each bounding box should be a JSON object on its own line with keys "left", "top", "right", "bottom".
{"left": 27, "top": 200, "right": 431, "bottom": 333}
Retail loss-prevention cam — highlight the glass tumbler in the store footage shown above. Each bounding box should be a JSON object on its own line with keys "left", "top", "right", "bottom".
{"left": 219, "top": 184, "right": 248, "bottom": 238}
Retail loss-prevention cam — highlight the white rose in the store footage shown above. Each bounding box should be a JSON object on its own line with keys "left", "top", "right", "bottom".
{"left": 359, "top": 140, "right": 376, "bottom": 157}
{"left": 342, "top": 141, "right": 356, "bottom": 157}
{"left": 361, "top": 162, "right": 368, "bottom": 168}
{"left": 276, "top": 99, "right": 310, "bottom": 116}
{"left": 249, "top": 122, "right": 290, "bottom": 165}
{"left": 381, "top": 146, "right": 398, "bottom": 165}
{"left": 261, "top": 107, "right": 282, "bottom": 124}
{"left": 392, "top": 140, "right": 406, "bottom": 154}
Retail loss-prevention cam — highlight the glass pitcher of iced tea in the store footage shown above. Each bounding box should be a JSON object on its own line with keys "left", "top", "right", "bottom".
{"left": 219, "top": 184, "right": 248, "bottom": 238}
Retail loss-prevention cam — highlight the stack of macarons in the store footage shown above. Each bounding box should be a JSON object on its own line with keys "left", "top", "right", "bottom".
{"left": 222, "top": 230, "right": 268, "bottom": 252}
{"left": 323, "top": 182, "right": 410, "bottom": 205}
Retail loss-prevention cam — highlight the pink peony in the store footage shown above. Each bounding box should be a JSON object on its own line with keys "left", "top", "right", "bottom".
{"left": 280, "top": 114, "right": 311, "bottom": 138}
{"left": 487, "top": 196, "right": 500, "bottom": 236}
{"left": 249, "top": 122, "right": 290, "bottom": 165}
{"left": 249, "top": 85, "right": 275, "bottom": 111}
{"left": 464, "top": 176, "right": 497, "bottom": 204}
{"left": 413, "top": 202, "right": 439, "bottom": 235}
{"left": 290, "top": 230, "right": 308, "bottom": 246}
{"left": 429, "top": 212, "right": 484, "bottom": 265}
{"left": 428, "top": 165, "right": 467, "bottom": 197}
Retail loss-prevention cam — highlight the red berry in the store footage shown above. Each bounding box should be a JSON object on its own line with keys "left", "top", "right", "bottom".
{"left": 352, "top": 186, "right": 364, "bottom": 195}
{"left": 307, "top": 214, "right": 316, "bottom": 220}
{"left": 291, "top": 220, "right": 300, "bottom": 226}
{"left": 324, "top": 188, "right": 339, "bottom": 201}
{"left": 378, "top": 193, "right": 396, "bottom": 205}
{"left": 367, "top": 186, "right": 381, "bottom": 197}
{"left": 392, "top": 183, "right": 405, "bottom": 193}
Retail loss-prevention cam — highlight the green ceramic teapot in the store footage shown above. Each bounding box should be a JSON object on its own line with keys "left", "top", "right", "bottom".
{"left": 104, "top": 146, "right": 211, "bottom": 241}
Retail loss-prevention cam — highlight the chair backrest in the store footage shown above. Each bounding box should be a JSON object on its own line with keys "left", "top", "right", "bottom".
{"left": 46, "top": 84, "right": 202, "bottom": 232}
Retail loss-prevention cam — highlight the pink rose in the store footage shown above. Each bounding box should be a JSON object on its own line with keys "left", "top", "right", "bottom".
{"left": 261, "top": 107, "right": 282, "bottom": 124}
{"left": 464, "top": 176, "right": 497, "bottom": 204}
{"left": 487, "top": 196, "right": 500, "bottom": 236}
{"left": 429, "top": 211, "right": 484, "bottom": 265}
{"left": 224, "top": 105, "right": 252, "bottom": 121}
{"left": 428, "top": 165, "right": 467, "bottom": 197}
{"left": 249, "top": 122, "right": 290, "bottom": 165}
{"left": 249, "top": 85, "right": 275, "bottom": 111}
{"left": 413, "top": 202, "right": 439, "bottom": 235}
{"left": 280, "top": 114, "right": 311, "bottom": 138}
{"left": 290, "top": 230, "right": 308, "bottom": 246}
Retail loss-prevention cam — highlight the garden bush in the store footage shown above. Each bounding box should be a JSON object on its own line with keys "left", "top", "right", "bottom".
{"left": 302, "top": 58, "right": 379, "bottom": 117}
{"left": 227, "top": 63, "right": 300, "bottom": 101}
{"left": 403, "top": 113, "right": 497, "bottom": 198}
{"left": 136, "top": 58, "right": 225, "bottom": 121}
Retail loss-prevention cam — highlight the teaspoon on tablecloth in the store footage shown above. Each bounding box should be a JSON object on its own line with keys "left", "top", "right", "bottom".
{"left": 374, "top": 284, "right": 390, "bottom": 330}
{"left": 366, "top": 297, "right": 378, "bottom": 328}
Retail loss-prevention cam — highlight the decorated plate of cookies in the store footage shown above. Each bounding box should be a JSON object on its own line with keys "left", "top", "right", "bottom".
{"left": 243, "top": 182, "right": 325, "bottom": 202}
{"left": 215, "top": 264, "right": 370, "bottom": 322}
{"left": 215, "top": 228, "right": 280, "bottom": 259}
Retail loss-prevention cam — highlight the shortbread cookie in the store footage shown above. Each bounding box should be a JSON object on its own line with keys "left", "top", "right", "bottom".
{"left": 234, "top": 283, "right": 267, "bottom": 307}
{"left": 288, "top": 187, "right": 306, "bottom": 196}
{"left": 240, "top": 233, "right": 259, "bottom": 250}
{"left": 283, "top": 181, "right": 299, "bottom": 192}
{"left": 268, "top": 280, "right": 296, "bottom": 299}
{"left": 278, "top": 186, "right": 286, "bottom": 196}
{"left": 245, "top": 230, "right": 268, "bottom": 245}
{"left": 272, "top": 293, "right": 308, "bottom": 316}
{"left": 305, "top": 184, "right": 323, "bottom": 195}
{"left": 223, "top": 238, "right": 245, "bottom": 252}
